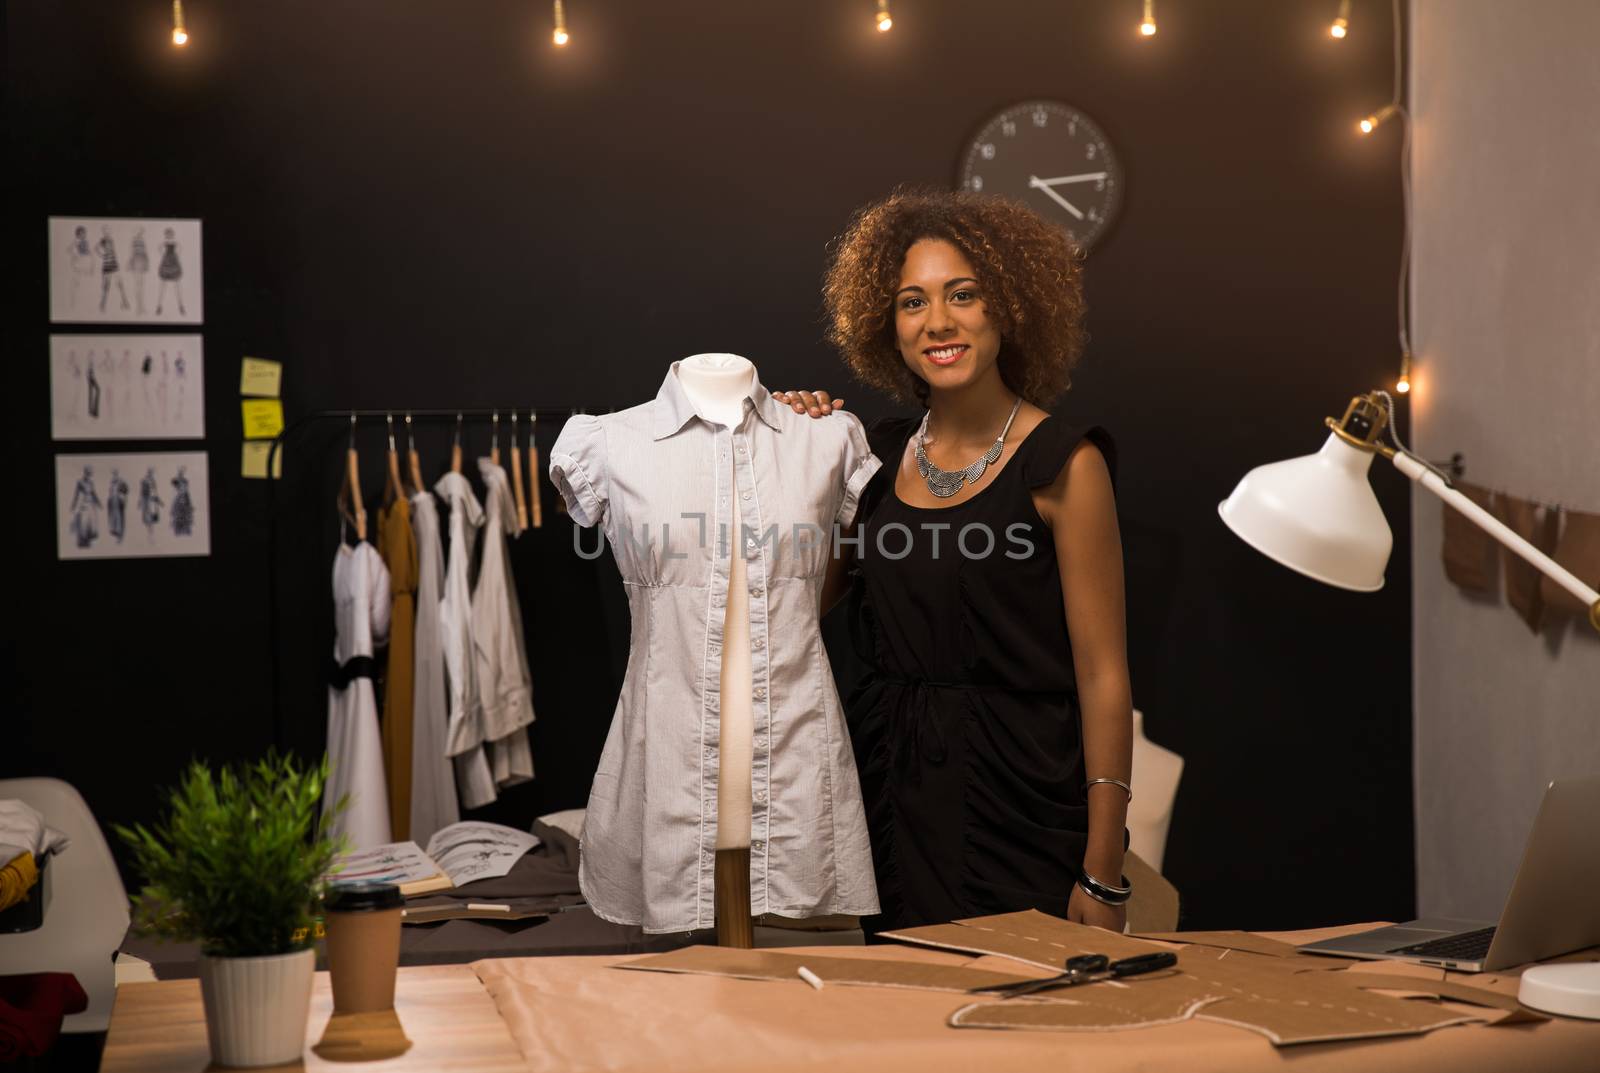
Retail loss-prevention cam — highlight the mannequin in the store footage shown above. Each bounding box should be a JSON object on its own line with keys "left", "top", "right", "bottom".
{"left": 1127, "top": 708, "right": 1184, "bottom": 873}
{"left": 677, "top": 353, "right": 757, "bottom": 947}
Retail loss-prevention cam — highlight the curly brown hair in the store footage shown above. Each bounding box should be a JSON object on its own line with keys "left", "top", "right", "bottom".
{"left": 822, "top": 187, "right": 1087, "bottom": 407}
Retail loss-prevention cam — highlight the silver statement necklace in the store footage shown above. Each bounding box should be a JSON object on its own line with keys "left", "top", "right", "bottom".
{"left": 915, "top": 397, "right": 1023, "bottom": 498}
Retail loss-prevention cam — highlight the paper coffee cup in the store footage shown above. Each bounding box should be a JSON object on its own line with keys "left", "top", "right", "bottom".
{"left": 324, "top": 881, "right": 403, "bottom": 1012}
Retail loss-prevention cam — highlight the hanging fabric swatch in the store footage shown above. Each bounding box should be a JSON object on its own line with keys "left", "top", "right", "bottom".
{"left": 1492, "top": 493, "right": 1562, "bottom": 634}
{"left": 1540, "top": 508, "right": 1600, "bottom": 621}
{"left": 1440, "top": 481, "right": 1499, "bottom": 594}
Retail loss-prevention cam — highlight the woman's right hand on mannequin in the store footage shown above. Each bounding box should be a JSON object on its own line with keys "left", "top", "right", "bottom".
{"left": 772, "top": 390, "right": 844, "bottom": 418}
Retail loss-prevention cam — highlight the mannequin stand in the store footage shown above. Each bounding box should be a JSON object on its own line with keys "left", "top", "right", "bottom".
{"left": 714, "top": 847, "right": 754, "bottom": 948}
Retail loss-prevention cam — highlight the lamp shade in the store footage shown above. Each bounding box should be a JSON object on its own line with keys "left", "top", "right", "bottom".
{"left": 1218, "top": 432, "right": 1392, "bottom": 592}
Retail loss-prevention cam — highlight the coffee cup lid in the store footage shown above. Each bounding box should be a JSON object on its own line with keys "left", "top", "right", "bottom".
{"left": 326, "top": 880, "right": 404, "bottom": 912}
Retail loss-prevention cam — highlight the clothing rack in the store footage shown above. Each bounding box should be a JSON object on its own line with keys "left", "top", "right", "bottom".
{"left": 264, "top": 408, "right": 597, "bottom": 752}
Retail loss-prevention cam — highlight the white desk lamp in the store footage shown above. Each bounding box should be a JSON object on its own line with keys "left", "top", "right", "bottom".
{"left": 1218, "top": 391, "right": 1599, "bottom": 632}
{"left": 1219, "top": 391, "right": 1600, "bottom": 1018}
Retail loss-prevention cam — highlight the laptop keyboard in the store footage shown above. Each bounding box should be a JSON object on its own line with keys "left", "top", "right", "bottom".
{"left": 1387, "top": 926, "right": 1496, "bottom": 961}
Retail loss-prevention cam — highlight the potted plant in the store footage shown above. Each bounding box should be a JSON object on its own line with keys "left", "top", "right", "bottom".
{"left": 116, "top": 752, "right": 346, "bottom": 1068}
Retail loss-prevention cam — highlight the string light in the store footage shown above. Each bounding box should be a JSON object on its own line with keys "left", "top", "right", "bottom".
{"left": 875, "top": 0, "right": 892, "bottom": 33}
{"left": 1140, "top": 0, "right": 1157, "bottom": 36}
{"left": 551, "top": 0, "right": 569, "bottom": 46}
{"left": 1359, "top": 103, "right": 1397, "bottom": 134}
{"left": 1330, "top": 0, "right": 1350, "bottom": 39}
{"left": 171, "top": 0, "right": 188, "bottom": 47}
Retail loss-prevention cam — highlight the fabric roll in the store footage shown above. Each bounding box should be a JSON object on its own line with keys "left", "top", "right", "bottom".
{"left": 0, "top": 853, "right": 38, "bottom": 913}
{"left": 1440, "top": 481, "right": 1499, "bottom": 594}
{"left": 1540, "top": 508, "right": 1600, "bottom": 620}
{"left": 1491, "top": 493, "right": 1562, "bottom": 634}
{"left": 379, "top": 497, "right": 418, "bottom": 840}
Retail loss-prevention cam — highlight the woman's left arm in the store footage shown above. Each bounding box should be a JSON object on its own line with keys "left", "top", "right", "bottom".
{"left": 1037, "top": 439, "right": 1133, "bottom": 931}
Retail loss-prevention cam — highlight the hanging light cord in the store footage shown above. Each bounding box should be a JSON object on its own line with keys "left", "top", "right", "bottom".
{"left": 1390, "top": 0, "right": 1413, "bottom": 363}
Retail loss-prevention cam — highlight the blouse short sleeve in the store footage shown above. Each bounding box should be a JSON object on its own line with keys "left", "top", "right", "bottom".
{"left": 548, "top": 415, "right": 608, "bottom": 528}
{"left": 834, "top": 413, "right": 883, "bottom": 529}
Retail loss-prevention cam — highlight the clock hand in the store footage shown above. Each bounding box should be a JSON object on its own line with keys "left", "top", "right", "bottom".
{"left": 1028, "top": 176, "right": 1085, "bottom": 220}
{"left": 1032, "top": 171, "right": 1109, "bottom": 186}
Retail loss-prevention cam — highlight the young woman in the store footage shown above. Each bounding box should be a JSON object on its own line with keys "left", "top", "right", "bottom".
{"left": 782, "top": 189, "right": 1133, "bottom": 934}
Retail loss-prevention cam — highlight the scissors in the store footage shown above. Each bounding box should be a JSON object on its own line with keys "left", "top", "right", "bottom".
{"left": 968, "top": 951, "right": 1178, "bottom": 1000}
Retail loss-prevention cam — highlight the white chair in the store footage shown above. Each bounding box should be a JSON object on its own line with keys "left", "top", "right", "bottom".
{"left": 0, "top": 778, "right": 130, "bottom": 1033}
{"left": 1128, "top": 708, "right": 1184, "bottom": 874}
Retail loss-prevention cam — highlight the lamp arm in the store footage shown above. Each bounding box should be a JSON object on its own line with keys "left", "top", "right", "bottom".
{"left": 1391, "top": 451, "right": 1600, "bottom": 631}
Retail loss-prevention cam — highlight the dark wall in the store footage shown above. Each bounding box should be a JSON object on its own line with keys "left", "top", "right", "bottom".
{"left": 5, "top": 0, "right": 1414, "bottom": 930}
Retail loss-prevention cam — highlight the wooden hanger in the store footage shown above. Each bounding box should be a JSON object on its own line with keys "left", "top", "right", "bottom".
{"left": 509, "top": 411, "right": 529, "bottom": 532}
{"left": 450, "top": 413, "right": 463, "bottom": 474}
{"left": 405, "top": 413, "right": 425, "bottom": 495}
{"left": 490, "top": 410, "right": 501, "bottom": 466}
{"left": 527, "top": 410, "right": 543, "bottom": 529}
{"left": 383, "top": 413, "right": 405, "bottom": 507}
{"left": 338, "top": 412, "right": 367, "bottom": 542}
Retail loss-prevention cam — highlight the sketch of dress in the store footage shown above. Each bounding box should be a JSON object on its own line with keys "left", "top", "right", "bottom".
{"left": 121, "top": 351, "right": 135, "bottom": 415}
{"left": 128, "top": 228, "right": 150, "bottom": 316}
{"left": 69, "top": 467, "right": 101, "bottom": 548}
{"left": 86, "top": 356, "right": 101, "bottom": 419}
{"left": 157, "top": 352, "right": 170, "bottom": 426}
{"left": 141, "top": 355, "right": 154, "bottom": 424}
{"left": 139, "top": 468, "right": 163, "bottom": 540}
{"left": 68, "top": 227, "right": 95, "bottom": 310}
{"left": 170, "top": 467, "right": 195, "bottom": 536}
{"left": 173, "top": 354, "right": 187, "bottom": 425}
{"left": 107, "top": 470, "right": 129, "bottom": 543}
{"left": 155, "top": 228, "right": 186, "bottom": 317}
{"left": 64, "top": 352, "right": 83, "bottom": 425}
{"left": 97, "top": 226, "right": 130, "bottom": 313}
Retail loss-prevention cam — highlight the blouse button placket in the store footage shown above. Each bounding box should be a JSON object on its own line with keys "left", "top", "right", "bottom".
{"left": 733, "top": 424, "right": 772, "bottom": 898}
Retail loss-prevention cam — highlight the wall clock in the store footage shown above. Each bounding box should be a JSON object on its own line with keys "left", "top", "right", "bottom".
{"left": 957, "top": 100, "right": 1124, "bottom": 252}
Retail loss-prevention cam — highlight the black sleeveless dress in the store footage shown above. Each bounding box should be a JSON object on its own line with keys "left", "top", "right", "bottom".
{"left": 844, "top": 414, "right": 1117, "bottom": 934}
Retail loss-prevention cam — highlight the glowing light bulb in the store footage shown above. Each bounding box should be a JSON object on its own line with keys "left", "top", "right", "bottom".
{"left": 552, "top": 0, "right": 569, "bottom": 46}
{"left": 1396, "top": 352, "right": 1413, "bottom": 394}
{"left": 1140, "top": 0, "right": 1156, "bottom": 36}
{"left": 876, "top": 0, "right": 892, "bottom": 32}
{"left": 1331, "top": 1, "right": 1351, "bottom": 39}
{"left": 171, "top": 0, "right": 188, "bottom": 47}
{"left": 1359, "top": 104, "right": 1397, "bottom": 135}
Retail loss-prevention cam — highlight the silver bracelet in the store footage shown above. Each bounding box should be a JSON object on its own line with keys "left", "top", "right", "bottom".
{"left": 1077, "top": 869, "right": 1132, "bottom": 906}
{"left": 1085, "top": 777, "right": 1132, "bottom": 803}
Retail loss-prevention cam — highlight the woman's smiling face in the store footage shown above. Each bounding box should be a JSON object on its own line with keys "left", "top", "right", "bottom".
{"left": 893, "top": 238, "right": 1002, "bottom": 396}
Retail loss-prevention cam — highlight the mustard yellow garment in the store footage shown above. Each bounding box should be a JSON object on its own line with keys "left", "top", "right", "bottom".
{"left": 0, "top": 851, "right": 39, "bottom": 912}
{"left": 379, "top": 497, "right": 418, "bottom": 839}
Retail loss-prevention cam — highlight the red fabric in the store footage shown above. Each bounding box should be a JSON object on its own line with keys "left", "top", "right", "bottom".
{"left": 0, "top": 973, "right": 89, "bottom": 1062}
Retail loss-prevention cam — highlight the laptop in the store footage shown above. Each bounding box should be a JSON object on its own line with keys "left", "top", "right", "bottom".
{"left": 1299, "top": 776, "right": 1600, "bottom": 972}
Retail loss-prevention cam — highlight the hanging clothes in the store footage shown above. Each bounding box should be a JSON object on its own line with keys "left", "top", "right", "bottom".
{"left": 408, "top": 491, "right": 460, "bottom": 844}
{"left": 325, "top": 541, "right": 393, "bottom": 850}
{"left": 434, "top": 471, "right": 496, "bottom": 810}
{"left": 378, "top": 496, "right": 418, "bottom": 840}
{"left": 473, "top": 458, "right": 536, "bottom": 789}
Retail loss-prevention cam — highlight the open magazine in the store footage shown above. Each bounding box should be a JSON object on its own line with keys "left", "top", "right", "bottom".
{"left": 328, "top": 821, "right": 541, "bottom": 896}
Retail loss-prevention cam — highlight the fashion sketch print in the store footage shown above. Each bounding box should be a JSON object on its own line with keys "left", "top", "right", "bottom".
{"left": 49, "top": 336, "right": 204, "bottom": 439}
{"left": 55, "top": 452, "right": 210, "bottom": 559}
{"left": 49, "top": 217, "right": 202, "bottom": 324}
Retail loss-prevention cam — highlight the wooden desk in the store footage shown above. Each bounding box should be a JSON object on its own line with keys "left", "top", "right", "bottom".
{"left": 474, "top": 925, "right": 1600, "bottom": 1073}
{"left": 100, "top": 964, "right": 524, "bottom": 1072}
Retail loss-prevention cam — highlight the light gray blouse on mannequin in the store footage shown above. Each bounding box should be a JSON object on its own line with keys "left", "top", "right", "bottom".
{"left": 549, "top": 362, "right": 882, "bottom": 932}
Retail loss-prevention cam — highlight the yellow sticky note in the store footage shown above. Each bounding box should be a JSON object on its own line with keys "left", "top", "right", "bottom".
{"left": 240, "top": 357, "right": 283, "bottom": 398}
{"left": 242, "top": 441, "right": 283, "bottom": 479}
{"left": 242, "top": 399, "right": 285, "bottom": 440}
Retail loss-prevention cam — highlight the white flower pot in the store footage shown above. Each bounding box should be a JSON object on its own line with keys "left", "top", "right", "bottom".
{"left": 197, "top": 947, "right": 316, "bottom": 1068}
